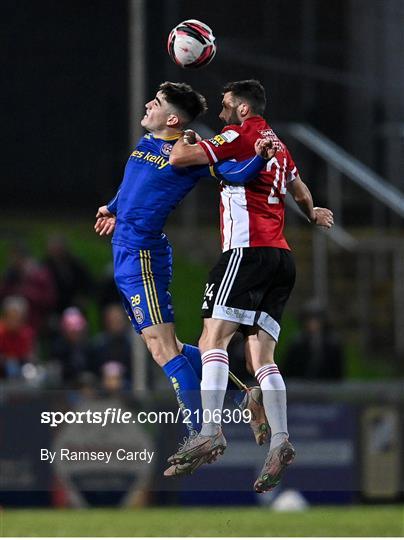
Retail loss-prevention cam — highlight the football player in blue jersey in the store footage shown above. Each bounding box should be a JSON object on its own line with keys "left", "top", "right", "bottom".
{"left": 95, "top": 82, "right": 273, "bottom": 476}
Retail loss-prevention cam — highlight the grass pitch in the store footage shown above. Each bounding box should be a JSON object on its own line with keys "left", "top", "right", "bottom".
{"left": 1, "top": 506, "right": 403, "bottom": 537}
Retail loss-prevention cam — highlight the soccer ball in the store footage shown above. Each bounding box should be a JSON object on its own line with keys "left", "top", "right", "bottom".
{"left": 167, "top": 19, "right": 216, "bottom": 69}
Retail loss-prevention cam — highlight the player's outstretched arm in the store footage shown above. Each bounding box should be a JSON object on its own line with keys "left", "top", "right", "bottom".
{"left": 94, "top": 205, "right": 116, "bottom": 236}
{"left": 287, "top": 176, "right": 334, "bottom": 228}
{"left": 169, "top": 133, "right": 209, "bottom": 167}
{"left": 212, "top": 139, "right": 275, "bottom": 184}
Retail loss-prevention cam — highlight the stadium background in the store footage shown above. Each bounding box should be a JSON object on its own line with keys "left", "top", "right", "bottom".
{"left": 1, "top": 0, "right": 403, "bottom": 536}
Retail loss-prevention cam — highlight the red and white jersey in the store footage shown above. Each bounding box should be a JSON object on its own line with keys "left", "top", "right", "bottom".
{"left": 198, "top": 116, "right": 299, "bottom": 252}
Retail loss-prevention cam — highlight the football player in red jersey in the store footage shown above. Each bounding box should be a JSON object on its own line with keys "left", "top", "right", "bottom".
{"left": 168, "top": 80, "right": 334, "bottom": 492}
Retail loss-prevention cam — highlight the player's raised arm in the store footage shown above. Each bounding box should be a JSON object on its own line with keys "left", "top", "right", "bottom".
{"left": 169, "top": 134, "right": 209, "bottom": 167}
{"left": 211, "top": 139, "right": 275, "bottom": 184}
{"left": 287, "top": 176, "right": 334, "bottom": 228}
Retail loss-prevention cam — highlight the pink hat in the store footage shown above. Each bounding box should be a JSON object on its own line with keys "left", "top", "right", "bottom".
{"left": 61, "top": 307, "right": 87, "bottom": 332}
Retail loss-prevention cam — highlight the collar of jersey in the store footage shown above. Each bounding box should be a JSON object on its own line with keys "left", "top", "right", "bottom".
{"left": 152, "top": 133, "right": 181, "bottom": 141}
{"left": 241, "top": 115, "right": 264, "bottom": 126}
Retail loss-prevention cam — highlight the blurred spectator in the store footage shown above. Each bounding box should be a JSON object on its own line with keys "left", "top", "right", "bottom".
{"left": 283, "top": 299, "right": 345, "bottom": 380}
{"left": 0, "top": 296, "right": 36, "bottom": 378}
{"left": 43, "top": 234, "right": 94, "bottom": 313}
{"left": 90, "top": 303, "right": 132, "bottom": 383}
{"left": 50, "top": 307, "right": 91, "bottom": 385}
{"left": 100, "top": 361, "right": 125, "bottom": 396}
{"left": 53, "top": 360, "right": 150, "bottom": 507}
{"left": 75, "top": 371, "right": 99, "bottom": 401}
{"left": 0, "top": 242, "right": 56, "bottom": 332}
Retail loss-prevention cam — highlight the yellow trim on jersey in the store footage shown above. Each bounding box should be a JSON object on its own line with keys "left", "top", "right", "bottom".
{"left": 139, "top": 250, "right": 158, "bottom": 325}
{"left": 144, "top": 250, "right": 163, "bottom": 324}
{"left": 209, "top": 165, "right": 217, "bottom": 179}
{"left": 152, "top": 133, "right": 181, "bottom": 141}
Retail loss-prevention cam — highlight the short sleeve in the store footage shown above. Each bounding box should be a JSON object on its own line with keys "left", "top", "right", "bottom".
{"left": 198, "top": 128, "right": 243, "bottom": 164}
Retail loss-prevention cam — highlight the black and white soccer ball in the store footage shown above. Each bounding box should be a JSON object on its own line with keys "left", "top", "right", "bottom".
{"left": 167, "top": 19, "right": 216, "bottom": 69}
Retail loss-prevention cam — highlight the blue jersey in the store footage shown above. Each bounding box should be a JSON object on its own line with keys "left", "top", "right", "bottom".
{"left": 107, "top": 132, "right": 265, "bottom": 249}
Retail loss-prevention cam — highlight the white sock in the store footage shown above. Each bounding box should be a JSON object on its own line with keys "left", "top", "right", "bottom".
{"left": 255, "top": 363, "right": 288, "bottom": 450}
{"left": 200, "top": 349, "right": 229, "bottom": 436}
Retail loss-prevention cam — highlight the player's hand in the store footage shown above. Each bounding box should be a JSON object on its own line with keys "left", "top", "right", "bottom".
{"left": 95, "top": 216, "right": 116, "bottom": 236}
{"left": 96, "top": 205, "right": 113, "bottom": 219}
{"left": 312, "top": 207, "right": 334, "bottom": 228}
{"left": 254, "top": 138, "right": 275, "bottom": 160}
{"left": 94, "top": 205, "right": 116, "bottom": 236}
{"left": 183, "top": 129, "right": 202, "bottom": 144}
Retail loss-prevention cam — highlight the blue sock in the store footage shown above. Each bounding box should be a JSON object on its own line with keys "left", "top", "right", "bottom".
{"left": 163, "top": 354, "right": 202, "bottom": 432}
{"left": 181, "top": 343, "right": 202, "bottom": 379}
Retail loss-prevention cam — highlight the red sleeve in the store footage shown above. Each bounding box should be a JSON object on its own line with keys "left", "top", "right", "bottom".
{"left": 198, "top": 127, "right": 244, "bottom": 164}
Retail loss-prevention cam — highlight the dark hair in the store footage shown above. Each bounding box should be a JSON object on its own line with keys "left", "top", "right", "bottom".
{"left": 223, "top": 79, "right": 266, "bottom": 115}
{"left": 159, "top": 81, "right": 207, "bottom": 124}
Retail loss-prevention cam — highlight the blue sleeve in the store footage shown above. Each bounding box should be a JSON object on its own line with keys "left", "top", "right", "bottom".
{"left": 194, "top": 155, "right": 266, "bottom": 184}
{"left": 106, "top": 188, "right": 121, "bottom": 214}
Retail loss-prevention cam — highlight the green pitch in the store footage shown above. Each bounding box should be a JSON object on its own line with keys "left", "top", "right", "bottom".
{"left": 1, "top": 506, "right": 403, "bottom": 537}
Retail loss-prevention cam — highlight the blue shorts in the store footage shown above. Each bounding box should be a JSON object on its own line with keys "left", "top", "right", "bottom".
{"left": 113, "top": 243, "right": 175, "bottom": 333}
